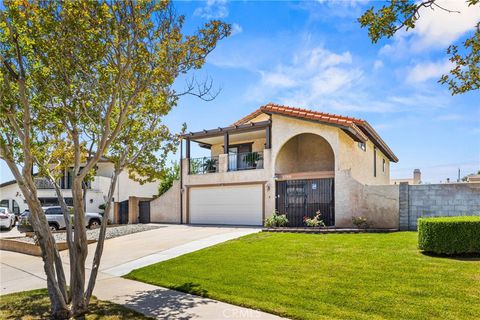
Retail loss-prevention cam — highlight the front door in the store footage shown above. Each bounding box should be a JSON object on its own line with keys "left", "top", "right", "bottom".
{"left": 276, "top": 178, "right": 334, "bottom": 227}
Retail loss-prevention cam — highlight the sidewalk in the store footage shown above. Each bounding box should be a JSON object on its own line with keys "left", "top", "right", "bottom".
{"left": 95, "top": 276, "right": 283, "bottom": 320}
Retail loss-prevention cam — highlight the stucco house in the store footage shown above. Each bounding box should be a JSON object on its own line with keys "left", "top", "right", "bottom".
{"left": 0, "top": 159, "right": 158, "bottom": 215}
{"left": 152, "top": 103, "right": 399, "bottom": 228}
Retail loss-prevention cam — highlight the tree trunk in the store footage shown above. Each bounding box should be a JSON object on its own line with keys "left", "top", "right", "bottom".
{"left": 50, "top": 176, "right": 74, "bottom": 303}
{"left": 17, "top": 177, "right": 70, "bottom": 318}
{"left": 84, "top": 171, "right": 119, "bottom": 302}
{"left": 70, "top": 177, "right": 89, "bottom": 317}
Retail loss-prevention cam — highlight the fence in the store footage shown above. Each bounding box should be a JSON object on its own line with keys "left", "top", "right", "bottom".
{"left": 399, "top": 182, "right": 480, "bottom": 230}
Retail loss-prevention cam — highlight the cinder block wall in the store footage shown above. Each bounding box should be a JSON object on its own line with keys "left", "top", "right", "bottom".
{"left": 399, "top": 182, "right": 480, "bottom": 230}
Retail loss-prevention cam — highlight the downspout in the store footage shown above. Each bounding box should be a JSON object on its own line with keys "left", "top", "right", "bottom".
{"left": 179, "top": 138, "right": 183, "bottom": 224}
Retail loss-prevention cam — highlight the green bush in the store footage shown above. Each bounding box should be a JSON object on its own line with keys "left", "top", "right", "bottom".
{"left": 418, "top": 216, "right": 480, "bottom": 255}
{"left": 264, "top": 211, "right": 289, "bottom": 227}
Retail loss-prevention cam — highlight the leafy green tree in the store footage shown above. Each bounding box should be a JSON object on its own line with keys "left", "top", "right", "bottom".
{"left": 0, "top": 1, "right": 229, "bottom": 318}
{"left": 359, "top": 0, "right": 479, "bottom": 94}
{"left": 158, "top": 162, "right": 180, "bottom": 196}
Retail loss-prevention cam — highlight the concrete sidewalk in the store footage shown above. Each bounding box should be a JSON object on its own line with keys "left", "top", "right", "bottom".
{"left": 94, "top": 276, "right": 283, "bottom": 319}
{"left": 1, "top": 224, "right": 283, "bottom": 319}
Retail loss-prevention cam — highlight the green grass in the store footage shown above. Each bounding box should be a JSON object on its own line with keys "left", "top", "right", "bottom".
{"left": 0, "top": 289, "right": 151, "bottom": 319}
{"left": 126, "top": 232, "right": 480, "bottom": 320}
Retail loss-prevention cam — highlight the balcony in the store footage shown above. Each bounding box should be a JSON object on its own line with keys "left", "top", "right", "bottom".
{"left": 189, "top": 156, "right": 219, "bottom": 175}
{"left": 34, "top": 177, "right": 55, "bottom": 189}
{"left": 228, "top": 151, "right": 264, "bottom": 171}
{"left": 34, "top": 177, "right": 91, "bottom": 190}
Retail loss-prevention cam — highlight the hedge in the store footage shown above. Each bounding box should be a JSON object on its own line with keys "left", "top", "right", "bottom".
{"left": 418, "top": 216, "right": 480, "bottom": 255}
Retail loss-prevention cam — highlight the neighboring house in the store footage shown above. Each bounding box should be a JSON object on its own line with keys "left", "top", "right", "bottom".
{"left": 153, "top": 103, "right": 399, "bottom": 228}
{"left": 466, "top": 174, "right": 480, "bottom": 183}
{"left": 0, "top": 159, "right": 158, "bottom": 215}
{"left": 391, "top": 169, "right": 422, "bottom": 185}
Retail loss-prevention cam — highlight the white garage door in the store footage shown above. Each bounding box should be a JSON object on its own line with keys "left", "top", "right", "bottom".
{"left": 189, "top": 184, "right": 263, "bottom": 226}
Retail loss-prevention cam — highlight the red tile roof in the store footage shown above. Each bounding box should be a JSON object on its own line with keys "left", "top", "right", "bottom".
{"left": 233, "top": 103, "right": 398, "bottom": 162}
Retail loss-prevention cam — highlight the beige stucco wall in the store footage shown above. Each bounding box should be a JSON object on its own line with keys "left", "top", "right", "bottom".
{"left": 182, "top": 149, "right": 276, "bottom": 224}
{"left": 179, "top": 113, "right": 396, "bottom": 227}
{"left": 275, "top": 133, "right": 334, "bottom": 174}
{"left": 150, "top": 180, "right": 181, "bottom": 223}
{"left": 335, "top": 170, "right": 399, "bottom": 228}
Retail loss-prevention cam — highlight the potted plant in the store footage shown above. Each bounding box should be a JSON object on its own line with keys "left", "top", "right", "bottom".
{"left": 203, "top": 158, "right": 218, "bottom": 173}
{"left": 243, "top": 152, "right": 262, "bottom": 168}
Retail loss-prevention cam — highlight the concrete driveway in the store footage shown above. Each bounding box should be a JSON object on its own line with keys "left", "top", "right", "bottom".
{"left": 0, "top": 223, "right": 22, "bottom": 238}
{"left": 1, "top": 224, "right": 260, "bottom": 295}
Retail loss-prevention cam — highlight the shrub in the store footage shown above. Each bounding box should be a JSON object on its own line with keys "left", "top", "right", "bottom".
{"left": 303, "top": 211, "right": 326, "bottom": 227}
{"left": 352, "top": 216, "right": 371, "bottom": 229}
{"left": 264, "top": 211, "right": 288, "bottom": 227}
{"left": 158, "top": 163, "right": 180, "bottom": 196}
{"left": 418, "top": 216, "right": 480, "bottom": 255}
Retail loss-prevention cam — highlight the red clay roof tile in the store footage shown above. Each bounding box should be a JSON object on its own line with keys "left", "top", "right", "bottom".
{"left": 232, "top": 103, "right": 398, "bottom": 162}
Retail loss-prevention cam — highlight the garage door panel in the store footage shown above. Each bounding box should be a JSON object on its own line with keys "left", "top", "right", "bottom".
{"left": 189, "top": 184, "right": 262, "bottom": 225}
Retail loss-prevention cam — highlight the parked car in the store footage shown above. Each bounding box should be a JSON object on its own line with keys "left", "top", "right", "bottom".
{"left": 0, "top": 207, "right": 16, "bottom": 230}
{"left": 18, "top": 206, "right": 103, "bottom": 232}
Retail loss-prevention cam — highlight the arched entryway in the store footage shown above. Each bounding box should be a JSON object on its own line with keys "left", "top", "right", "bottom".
{"left": 275, "top": 133, "right": 335, "bottom": 227}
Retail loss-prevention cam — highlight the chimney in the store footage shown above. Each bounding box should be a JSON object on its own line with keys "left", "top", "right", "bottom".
{"left": 413, "top": 169, "right": 421, "bottom": 184}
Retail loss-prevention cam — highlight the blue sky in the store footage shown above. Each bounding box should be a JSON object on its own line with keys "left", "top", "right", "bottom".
{"left": 1, "top": 0, "right": 479, "bottom": 184}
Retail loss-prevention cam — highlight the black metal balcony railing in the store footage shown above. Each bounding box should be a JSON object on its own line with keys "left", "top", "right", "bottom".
{"left": 34, "top": 177, "right": 91, "bottom": 189}
{"left": 189, "top": 156, "right": 219, "bottom": 175}
{"left": 34, "top": 177, "right": 55, "bottom": 189}
{"left": 228, "top": 151, "right": 264, "bottom": 171}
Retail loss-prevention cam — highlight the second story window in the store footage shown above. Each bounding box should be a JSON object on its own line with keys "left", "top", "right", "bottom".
{"left": 373, "top": 146, "right": 377, "bottom": 177}
{"left": 383, "top": 159, "right": 386, "bottom": 173}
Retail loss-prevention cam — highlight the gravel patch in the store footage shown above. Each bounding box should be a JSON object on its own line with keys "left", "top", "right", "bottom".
{"left": 14, "top": 224, "right": 161, "bottom": 244}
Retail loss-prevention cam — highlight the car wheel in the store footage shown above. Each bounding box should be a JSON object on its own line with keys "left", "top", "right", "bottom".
{"left": 88, "top": 219, "right": 101, "bottom": 229}
{"left": 49, "top": 223, "right": 59, "bottom": 231}
{"left": 6, "top": 219, "right": 13, "bottom": 231}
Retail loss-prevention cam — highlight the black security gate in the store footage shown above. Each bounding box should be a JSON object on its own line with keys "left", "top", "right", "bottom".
{"left": 138, "top": 201, "right": 151, "bottom": 223}
{"left": 118, "top": 200, "right": 129, "bottom": 224}
{"left": 276, "top": 178, "right": 334, "bottom": 227}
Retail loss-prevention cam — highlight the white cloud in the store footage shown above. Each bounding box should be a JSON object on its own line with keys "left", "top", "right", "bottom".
{"left": 413, "top": 0, "right": 480, "bottom": 49}
{"left": 316, "top": 0, "right": 370, "bottom": 7}
{"left": 434, "top": 113, "right": 464, "bottom": 121}
{"left": 380, "top": 0, "right": 480, "bottom": 55}
{"left": 241, "top": 44, "right": 453, "bottom": 114}
{"left": 406, "top": 60, "right": 452, "bottom": 83}
{"left": 231, "top": 23, "right": 243, "bottom": 36}
{"left": 373, "top": 60, "right": 384, "bottom": 70}
{"left": 194, "top": 0, "right": 229, "bottom": 19}
{"left": 246, "top": 46, "right": 364, "bottom": 108}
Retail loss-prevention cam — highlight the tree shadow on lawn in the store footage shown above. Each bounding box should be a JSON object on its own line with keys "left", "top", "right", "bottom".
{"left": 122, "top": 283, "right": 210, "bottom": 320}
{"left": 421, "top": 251, "right": 480, "bottom": 261}
{"left": 0, "top": 289, "right": 148, "bottom": 319}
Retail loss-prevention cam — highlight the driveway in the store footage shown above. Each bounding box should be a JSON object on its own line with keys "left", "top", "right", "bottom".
{"left": 1, "top": 224, "right": 281, "bottom": 319}
{"left": 0, "top": 223, "right": 22, "bottom": 238}
{"left": 1, "top": 224, "right": 260, "bottom": 295}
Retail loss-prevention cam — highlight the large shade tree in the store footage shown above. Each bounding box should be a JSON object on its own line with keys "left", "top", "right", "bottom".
{"left": 0, "top": 1, "right": 230, "bottom": 318}
{"left": 359, "top": 0, "right": 479, "bottom": 94}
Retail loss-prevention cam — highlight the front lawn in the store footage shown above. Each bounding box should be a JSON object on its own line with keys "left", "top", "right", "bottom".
{"left": 0, "top": 289, "right": 151, "bottom": 319}
{"left": 127, "top": 232, "right": 480, "bottom": 320}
